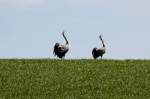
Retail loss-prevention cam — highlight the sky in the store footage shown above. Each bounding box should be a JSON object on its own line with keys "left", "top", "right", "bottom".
{"left": 0, "top": 0, "right": 150, "bottom": 59}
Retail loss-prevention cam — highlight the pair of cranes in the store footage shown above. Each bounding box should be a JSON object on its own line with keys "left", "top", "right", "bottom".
{"left": 53, "top": 31, "right": 106, "bottom": 59}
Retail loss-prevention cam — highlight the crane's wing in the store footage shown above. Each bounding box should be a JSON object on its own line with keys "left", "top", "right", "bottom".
{"left": 58, "top": 44, "right": 69, "bottom": 52}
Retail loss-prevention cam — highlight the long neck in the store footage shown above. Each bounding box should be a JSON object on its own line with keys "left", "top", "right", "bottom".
{"left": 63, "top": 33, "right": 69, "bottom": 44}
{"left": 100, "top": 36, "right": 105, "bottom": 48}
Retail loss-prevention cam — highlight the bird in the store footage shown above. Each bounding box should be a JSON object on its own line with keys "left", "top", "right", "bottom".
{"left": 53, "top": 31, "right": 69, "bottom": 58}
{"left": 92, "top": 34, "right": 106, "bottom": 59}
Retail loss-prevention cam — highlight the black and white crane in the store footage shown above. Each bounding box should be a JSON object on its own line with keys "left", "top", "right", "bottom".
{"left": 92, "top": 34, "right": 106, "bottom": 59}
{"left": 53, "top": 31, "right": 69, "bottom": 58}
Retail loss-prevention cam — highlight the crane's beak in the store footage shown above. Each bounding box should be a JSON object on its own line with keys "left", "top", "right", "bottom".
{"left": 62, "top": 31, "right": 65, "bottom": 35}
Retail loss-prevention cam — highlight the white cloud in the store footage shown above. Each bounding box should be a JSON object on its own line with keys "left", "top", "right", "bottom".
{"left": 0, "top": 0, "right": 47, "bottom": 7}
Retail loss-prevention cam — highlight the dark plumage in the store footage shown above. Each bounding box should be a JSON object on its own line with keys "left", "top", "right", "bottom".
{"left": 92, "top": 34, "right": 106, "bottom": 59}
{"left": 53, "top": 31, "right": 69, "bottom": 58}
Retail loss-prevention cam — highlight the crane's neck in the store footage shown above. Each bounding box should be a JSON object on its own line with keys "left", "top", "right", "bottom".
{"left": 100, "top": 36, "right": 105, "bottom": 48}
{"left": 62, "top": 33, "right": 69, "bottom": 44}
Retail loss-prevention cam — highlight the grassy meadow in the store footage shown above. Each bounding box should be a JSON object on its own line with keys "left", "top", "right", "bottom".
{"left": 0, "top": 59, "right": 150, "bottom": 99}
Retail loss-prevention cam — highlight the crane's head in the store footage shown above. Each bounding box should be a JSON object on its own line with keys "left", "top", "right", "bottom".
{"left": 62, "top": 31, "right": 65, "bottom": 35}
{"left": 99, "top": 34, "right": 103, "bottom": 40}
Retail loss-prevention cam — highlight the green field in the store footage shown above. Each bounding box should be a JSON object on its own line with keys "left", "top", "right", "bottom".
{"left": 0, "top": 59, "right": 150, "bottom": 99}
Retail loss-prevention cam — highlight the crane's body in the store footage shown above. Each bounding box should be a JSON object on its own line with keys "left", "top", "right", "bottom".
{"left": 92, "top": 35, "right": 106, "bottom": 59}
{"left": 53, "top": 31, "right": 69, "bottom": 58}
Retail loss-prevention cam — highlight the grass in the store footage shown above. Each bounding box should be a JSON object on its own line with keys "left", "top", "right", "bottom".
{"left": 0, "top": 59, "right": 150, "bottom": 99}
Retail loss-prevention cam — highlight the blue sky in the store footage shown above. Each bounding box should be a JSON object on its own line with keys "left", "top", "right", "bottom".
{"left": 0, "top": 0, "right": 150, "bottom": 59}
